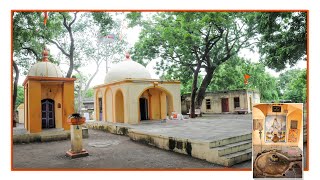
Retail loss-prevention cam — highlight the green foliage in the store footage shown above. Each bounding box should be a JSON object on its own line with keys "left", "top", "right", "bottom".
{"left": 91, "top": 12, "right": 114, "bottom": 35}
{"left": 85, "top": 88, "right": 94, "bottom": 98}
{"left": 256, "top": 12, "right": 307, "bottom": 71}
{"left": 279, "top": 69, "right": 306, "bottom": 102}
{"left": 15, "top": 85, "right": 24, "bottom": 109}
{"left": 207, "top": 56, "right": 280, "bottom": 102}
{"left": 131, "top": 12, "right": 306, "bottom": 107}
{"left": 126, "top": 12, "right": 143, "bottom": 28}
{"left": 132, "top": 12, "right": 256, "bottom": 90}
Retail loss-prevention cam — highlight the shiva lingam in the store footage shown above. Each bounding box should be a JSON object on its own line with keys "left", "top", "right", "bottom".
{"left": 66, "top": 113, "right": 89, "bottom": 158}
{"left": 270, "top": 153, "right": 279, "bottom": 162}
{"left": 253, "top": 149, "right": 302, "bottom": 178}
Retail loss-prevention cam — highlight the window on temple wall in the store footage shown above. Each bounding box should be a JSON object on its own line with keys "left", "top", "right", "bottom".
{"left": 291, "top": 120, "right": 298, "bottom": 129}
{"left": 206, "top": 99, "right": 211, "bottom": 110}
{"left": 234, "top": 97, "right": 240, "bottom": 108}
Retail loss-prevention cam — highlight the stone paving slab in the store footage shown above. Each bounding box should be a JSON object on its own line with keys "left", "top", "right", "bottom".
{"left": 87, "top": 114, "right": 253, "bottom": 142}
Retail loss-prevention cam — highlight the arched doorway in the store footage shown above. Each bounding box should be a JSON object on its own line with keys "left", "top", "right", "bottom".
{"left": 139, "top": 98, "right": 149, "bottom": 120}
{"left": 115, "top": 90, "right": 124, "bottom": 123}
{"left": 98, "top": 97, "right": 102, "bottom": 121}
{"left": 41, "top": 99, "right": 55, "bottom": 129}
{"left": 139, "top": 87, "right": 173, "bottom": 121}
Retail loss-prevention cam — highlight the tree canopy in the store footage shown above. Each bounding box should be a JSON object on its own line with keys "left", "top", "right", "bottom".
{"left": 12, "top": 12, "right": 128, "bottom": 112}
{"left": 129, "top": 12, "right": 307, "bottom": 116}
{"left": 256, "top": 12, "right": 307, "bottom": 71}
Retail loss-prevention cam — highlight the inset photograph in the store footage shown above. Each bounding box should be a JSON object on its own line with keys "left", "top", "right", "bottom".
{"left": 252, "top": 103, "right": 303, "bottom": 178}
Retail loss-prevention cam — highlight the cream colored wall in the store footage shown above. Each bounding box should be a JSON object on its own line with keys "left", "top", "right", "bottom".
{"left": 17, "top": 104, "right": 24, "bottom": 124}
{"left": 94, "top": 89, "right": 103, "bottom": 121}
{"left": 24, "top": 84, "right": 28, "bottom": 130}
{"left": 160, "top": 92, "right": 168, "bottom": 119}
{"left": 252, "top": 104, "right": 303, "bottom": 148}
{"left": 106, "top": 88, "right": 113, "bottom": 122}
{"left": 125, "top": 82, "right": 180, "bottom": 124}
{"left": 201, "top": 91, "right": 251, "bottom": 113}
{"left": 149, "top": 88, "right": 161, "bottom": 119}
{"left": 94, "top": 81, "right": 181, "bottom": 124}
{"left": 114, "top": 89, "right": 125, "bottom": 123}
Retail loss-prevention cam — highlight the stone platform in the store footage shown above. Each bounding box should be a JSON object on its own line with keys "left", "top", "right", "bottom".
{"left": 85, "top": 114, "right": 252, "bottom": 167}
{"left": 13, "top": 125, "right": 89, "bottom": 143}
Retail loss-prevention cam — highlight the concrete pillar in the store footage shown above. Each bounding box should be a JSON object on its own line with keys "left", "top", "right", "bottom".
{"left": 66, "top": 124, "right": 89, "bottom": 158}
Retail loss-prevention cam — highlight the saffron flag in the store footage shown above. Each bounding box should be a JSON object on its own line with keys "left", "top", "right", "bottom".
{"left": 244, "top": 74, "right": 250, "bottom": 85}
{"left": 44, "top": 12, "right": 48, "bottom": 26}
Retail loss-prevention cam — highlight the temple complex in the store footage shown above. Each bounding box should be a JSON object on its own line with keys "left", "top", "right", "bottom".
{"left": 93, "top": 54, "right": 181, "bottom": 124}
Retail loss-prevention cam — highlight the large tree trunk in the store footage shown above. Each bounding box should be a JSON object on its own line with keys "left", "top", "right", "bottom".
{"left": 13, "top": 61, "right": 19, "bottom": 127}
{"left": 195, "top": 67, "right": 215, "bottom": 109}
{"left": 189, "top": 65, "right": 201, "bottom": 118}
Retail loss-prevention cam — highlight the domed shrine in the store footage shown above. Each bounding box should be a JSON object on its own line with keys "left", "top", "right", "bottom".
{"left": 23, "top": 47, "right": 76, "bottom": 133}
{"left": 93, "top": 54, "right": 181, "bottom": 124}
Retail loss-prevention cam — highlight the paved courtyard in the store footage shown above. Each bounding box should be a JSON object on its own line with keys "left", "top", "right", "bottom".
{"left": 12, "top": 114, "right": 307, "bottom": 169}
{"left": 13, "top": 128, "right": 251, "bottom": 169}
{"left": 13, "top": 114, "right": 253, "bottom": 169}
{"left": 124, "top": 114, "right": 252, "bottom": 141}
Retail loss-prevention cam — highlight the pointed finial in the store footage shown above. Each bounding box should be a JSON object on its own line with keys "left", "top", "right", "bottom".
{"left": 125, "top": 52, "right": 130, "bottom": 60}
{"left": 42, "top": 46, "right": 49, "bottom": 62}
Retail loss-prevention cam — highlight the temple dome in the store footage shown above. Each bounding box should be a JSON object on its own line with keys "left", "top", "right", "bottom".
{"left": 104, "top": 57, "right": 152, "bottom": 84}
{"left": 28, "top": 47, "right": 63, "bottom": 77}
{"left": 28, "top": 62, "right": 63, "bottom": 77}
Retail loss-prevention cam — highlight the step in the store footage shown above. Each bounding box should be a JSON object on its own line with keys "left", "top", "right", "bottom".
{"left": 211, "top": 140, "right": 252, "bottom": 156}
{"left": 40, "top": 131, "right": 70, "bottom": 142}
{"left": 220, "top": 148, "right": 252, "bottom": 167}
{"left": 209, "top": 133, "right": 252, "bottom": 148}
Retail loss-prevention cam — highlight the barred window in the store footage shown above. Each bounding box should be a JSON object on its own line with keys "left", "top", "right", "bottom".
{"left": 206, "top": 99, "right": 211, "bottom": 110}
{"left": 234, "top": 97, "right": 240, "bottom": 108}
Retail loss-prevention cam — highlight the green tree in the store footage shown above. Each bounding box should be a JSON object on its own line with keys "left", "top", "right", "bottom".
{"left": 208, "top": 56, "right": 280, "bottom": 102}
{"left": 256, "top": 12, "right": 307, "bottom": 71}
{"left": 15, "top": 86, "right": 24, "bottom": 108}
{"left": 132, "top": 12, "right": 257, "bottom": 117}
{"left": 279, "top": 69, "right": 306, "bottom": 103}
{"left": 85, "top": 88, "right": 94, "bottom": 98}
{"left": 13, "top": 12, "right": 124, "bottom": 114}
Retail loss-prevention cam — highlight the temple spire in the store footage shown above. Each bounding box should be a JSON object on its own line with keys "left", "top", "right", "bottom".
{"left": 125, "top": 52, "right": 131, "bottom": 61}
{"left": 42, "top": 46, "right": 49, "bottom": 62}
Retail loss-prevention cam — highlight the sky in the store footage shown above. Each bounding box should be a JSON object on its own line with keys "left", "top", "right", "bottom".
{"left": 18, "top": 12, "right": 307, "bottom": 88}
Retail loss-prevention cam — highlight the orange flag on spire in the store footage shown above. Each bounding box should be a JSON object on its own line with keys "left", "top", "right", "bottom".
{"left": 44, "top": 12, "right": 48, "bottom": 26}
{"left": 244, "top": 74, "right": 250, "bottom": 85}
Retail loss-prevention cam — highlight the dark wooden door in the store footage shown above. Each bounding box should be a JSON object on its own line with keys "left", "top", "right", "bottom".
{"left": 139, "top": 98, "right": 148, "bottom": 120}
{"left": 41, "top": 99, "right": 55, "bottom": 129}
{"left": 221, "top": 98, "right": 229, "bottom": 112}
{"left": 98, "top": 98, "right": 103, "bottom": 121}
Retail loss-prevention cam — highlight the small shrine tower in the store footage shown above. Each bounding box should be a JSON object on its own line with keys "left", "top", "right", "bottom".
{"left": 23, "top": 47, "right": 76, "bottom": 133}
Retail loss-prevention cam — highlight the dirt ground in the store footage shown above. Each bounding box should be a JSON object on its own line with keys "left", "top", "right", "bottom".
{"left": 13, "top": 129, "right": 251, "bottom": 170}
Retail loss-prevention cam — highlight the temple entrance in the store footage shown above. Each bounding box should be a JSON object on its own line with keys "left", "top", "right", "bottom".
{"left": 139, "top": 98, "right": 149, "bottom": 120}
{"left": 41, "top": 99, "right": 55, "bottom": 129}
{"left": 115, "top": 90, "right": 124, "bottom": 123}
{"left": 98, "top": 98, "right": 102, "bottom": 121}
{"left": 139, "top": 87, "right": 173, "bottom": 121}
{"left": 221, "top": 98, "right": 229, "bottom": 112}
